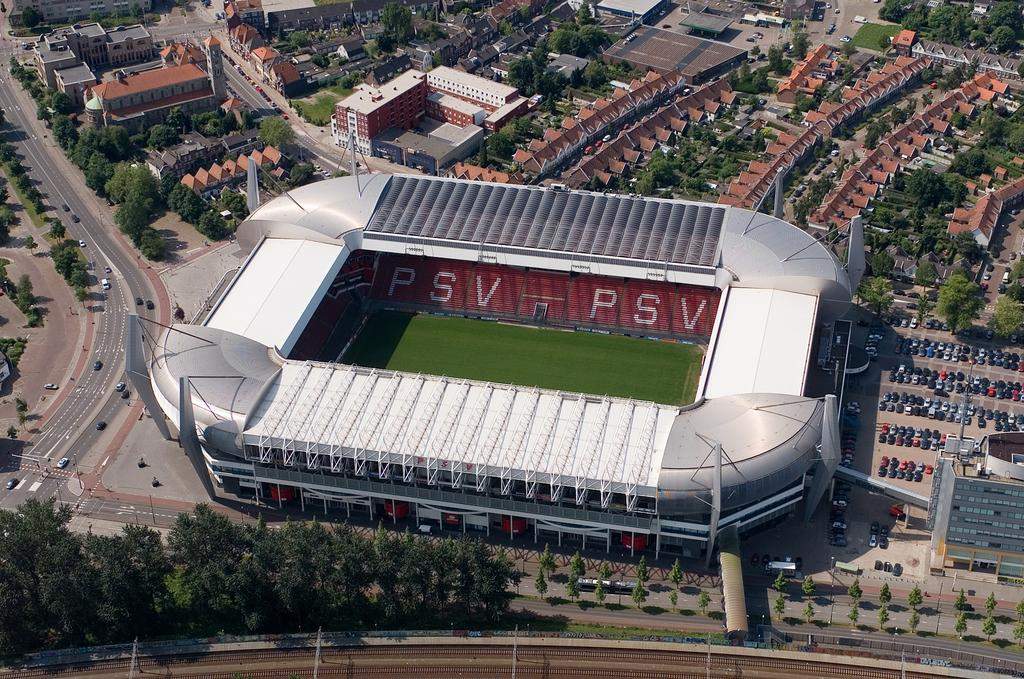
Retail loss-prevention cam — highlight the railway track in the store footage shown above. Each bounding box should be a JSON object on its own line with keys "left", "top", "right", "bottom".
{"left": 3, "top": 642, "right": 995, "bottom": 679}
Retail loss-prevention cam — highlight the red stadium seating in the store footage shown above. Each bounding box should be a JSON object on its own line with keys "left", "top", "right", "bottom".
{"left": 297, "top": 252, "right": 720, "bottom": 350}
{"left": 517, "top": 271, "right": 569, "bottom": 321}
{"left": 464, "top": 264, "right": 524, "bottom": 314}
{"left": 567, "top": 275, "right": 626, "bottom": 327}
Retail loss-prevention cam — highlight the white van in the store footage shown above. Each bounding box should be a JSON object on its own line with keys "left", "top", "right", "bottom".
{"left": 101, "top": 278, "right": 110, "bottom": 290}
{"left": 1003, "top": 271, "right": 1011, "bottom": 285}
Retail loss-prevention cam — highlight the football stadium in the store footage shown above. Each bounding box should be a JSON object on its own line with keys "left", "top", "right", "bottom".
{"left": 130, "top": 173, "right": 856, "bottom": 570}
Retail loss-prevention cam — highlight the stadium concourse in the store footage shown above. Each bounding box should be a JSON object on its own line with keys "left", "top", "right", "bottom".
{"left": 129, "top": 173, "right": 857, "bottom": 573}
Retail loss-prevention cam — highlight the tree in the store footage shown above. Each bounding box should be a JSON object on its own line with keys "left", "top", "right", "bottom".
{"left": 879, "top": 583, "right": 892, "bottom": 606}
{"left": 983, "top": 615, "right": 997, "bottom": 641}
{"left": 848, "top": 602, "right": 859, "bottom": 625}
{"left": 955, "top": 588, "right": 968, "bottom": 612}
{"left": 916, "top": 295, "right": 934, "bottom": 325}
{"left": 669, "top": 590, "right": 678, "bottom": 610}
{"left": 84, "top": 153, "right": 115, "bottom": 195}
{"left": 859, "top": 276, "right": 894, "bottom": 316}
{"left": 938, "top": 271, "right": 983, "bottom": 333}
{"left": 21, "top": 7, "right": 41, "bottom": 27}
{"left": 877, "top": 604, "right": 890, "bottom": 631}
{"left": 6, "top": 425, "right": 16, "bottom": 439}
{"left": 773, "top": 571, "right": 788, "bottom": 592}
{"left": 539, "top": 544, "right": 556, "bottom": 575}
{"left": 220, "top": 190, "right": 249, "bottom": 220}
{"left": 138, "top": 229, "right": 166, "bottom": 261}
{"left": 992, "top": 25, "right": 1017, "bottom": 53}
{"left": 168, "top": 183, "right": 205, "bottom": 224}
{"left": 990, "top": 296, "right": 1023, "bottom": 338}
{"left": 791, "top": 24, "right": 809, "bottom": 60}
{"left": 288, "top": 162, "right": 315, "bottom": 188}
{"left": 774, "top": 593, "right": 786, "bottom": 619}
{"left": 803, "top": 601, "right": 815, "bottom": 624}
{"left": 698, "top": 589, "right": 710, "bottom": 616}
{"left": 801, "top": 576, "right": 815, "bottom": 597}
{"left": 594, "top": 578, "right": 606, "bottom": 605}
{"left": 847, "top": 579, "right": 862, "bottom": 601}
{"left": 381, "top": 3, "right": 413, "bottom": 45}
{"left": 669, "top": 559, "right": 682, "bottom": 590}
{"left": 258, "top": 116, "right": 295, "bottom": 149}
{"left": 870, "top": 250, "right": 894, "bottom": 277}
{"left": 915, "top": 259, "right": 938, "bottom": 288}
{"left": 634, "top": 557, "right": 651, "bottom": 585}
{"left": 955, "top": 611, "right": 968, "bottom": 638}
{"left": 566, "top": 571, "right": 580, "bottom": 602}
{"left": 197, "top": 210, "right": 229, "bottom": 241}
{"left": 907, "top": 585, "right": 923, "bottom": 610}
{"left": 909, "top": 609, "right": 921, "bottom": 634}
{"left": 986, "top": 592, "right": 998, "bottom": 617}
{"left": 24, "top": 235, "right": 36, "bottom": 252}
{"left": 115, "top": 199, "right": 150, "bottom": 243}
{"left": 148, "top": 124, "right": 179, "bottom": 150}
{"left": 51, "top": 115, "right": 78, "bottom": 150}
{"left": 631, "top": 580, "right": 646, "bottom": 608}
{"left": 1016, "top": 599, "right": 1024, "bottom": 621}
{"left": 569, "top": 551, "right": 585, "bottom": 580}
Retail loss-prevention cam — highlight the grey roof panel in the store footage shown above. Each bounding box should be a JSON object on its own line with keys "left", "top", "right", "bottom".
{"left": 365, "top": 175, "right": 726, "bottom": 267}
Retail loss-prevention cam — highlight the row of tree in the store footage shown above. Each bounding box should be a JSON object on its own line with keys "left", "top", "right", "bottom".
{"left": 0, "top": 499, "right": 518, "bottom": 657}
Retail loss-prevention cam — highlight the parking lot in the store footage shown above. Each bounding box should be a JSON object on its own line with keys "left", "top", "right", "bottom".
{"left": 743, "top": 478, "right": 929, "bottom": 582}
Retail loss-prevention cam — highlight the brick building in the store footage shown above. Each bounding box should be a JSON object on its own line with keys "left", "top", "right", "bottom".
{"left": 332, "top": 69, "right": 428, "bottom": 155}
{"left": 85, "top": 37, "right": 225, "bottom": 130}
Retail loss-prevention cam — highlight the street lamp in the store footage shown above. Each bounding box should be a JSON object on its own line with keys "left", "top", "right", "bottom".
{"left": 828, "top": 557, "right": 837, "bottom": 625}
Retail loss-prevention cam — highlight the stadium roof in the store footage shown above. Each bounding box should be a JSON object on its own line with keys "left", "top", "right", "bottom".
{"left": 365, "top": 174, "right": 724, "bottom": 268}
{"left": 206, "top": 239, "right": 347, "bottom": 355}
{"left": 242, "top": 361, "right": 675, "bottom": 506}
{"left": 700, "top": 288, "right": 817, "bottom": 399}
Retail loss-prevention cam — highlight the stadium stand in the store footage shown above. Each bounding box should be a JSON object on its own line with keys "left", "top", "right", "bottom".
{"left": 311, "top": 251, "right": 721, "bottom": 340}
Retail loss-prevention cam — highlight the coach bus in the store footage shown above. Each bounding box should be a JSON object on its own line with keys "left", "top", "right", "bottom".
{"left": 579, "top": 578, "right": 636, "bottom": 594}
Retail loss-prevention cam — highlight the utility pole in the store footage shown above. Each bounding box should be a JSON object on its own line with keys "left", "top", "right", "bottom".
{"left": 313, "top": 627, "right": 322, "bottom": 679}
{"left": 512, "top": 625, "right": 518, "bottom": 679}
{"left": 706, "top": 632, "right": 711, "bottom": 679}
{"left": 127, "top": 638, "right": 139, "bottom": 679}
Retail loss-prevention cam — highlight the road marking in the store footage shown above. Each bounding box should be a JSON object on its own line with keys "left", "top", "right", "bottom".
{"left": 27, "top": 481, "right": 41, "bottom": 492}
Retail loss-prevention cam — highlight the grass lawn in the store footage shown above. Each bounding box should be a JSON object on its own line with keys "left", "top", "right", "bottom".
{"left": 293, "top": 85, "right": 352, "bottom": 126}
{"left": 342, "top": 311, "right": 703, "bottom": 405}
{"left": 851, "top": 22, "right": 901, "bottom": 51}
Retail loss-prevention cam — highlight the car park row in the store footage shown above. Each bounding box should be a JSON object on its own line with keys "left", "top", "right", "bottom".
{"left": 881, "top": 390, "right": 1023, "bottom": 431}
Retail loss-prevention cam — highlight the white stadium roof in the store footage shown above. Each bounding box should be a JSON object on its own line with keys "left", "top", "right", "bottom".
{"left": 701, "top": 288, "right": 817, "bottom": 399}
{"left": 243, "top": 361, "right": 674, "bottom": 506}
{"left": 206, "top": 239, "right": 347, "bottom": 354}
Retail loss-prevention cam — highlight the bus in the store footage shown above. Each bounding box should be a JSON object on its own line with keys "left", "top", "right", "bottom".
{"left": 765, "top": 561, "right": 797, "bottom": 575}
{"left": 579, "top": 578, "right": 636, "bottom": 594}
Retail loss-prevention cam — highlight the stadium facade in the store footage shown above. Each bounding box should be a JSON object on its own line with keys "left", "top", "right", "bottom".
{"left": 130, "top": 173, "right": 856, "bottom": 561}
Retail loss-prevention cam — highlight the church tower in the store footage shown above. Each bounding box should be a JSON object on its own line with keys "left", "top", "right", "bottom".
{"left": 203, "top": 35, "right": 226, "bottom": 101}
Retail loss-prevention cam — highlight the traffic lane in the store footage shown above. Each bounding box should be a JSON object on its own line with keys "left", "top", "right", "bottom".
{"left": 0, "top": 76, "right": 139, "bottom": 459}
{"left": 0, "top": 63, "right": 154, "bottom": 304}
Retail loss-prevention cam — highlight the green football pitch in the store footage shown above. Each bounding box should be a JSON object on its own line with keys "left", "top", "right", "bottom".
{"left": 342, "top": 311, "right": 703, "bottom": 405}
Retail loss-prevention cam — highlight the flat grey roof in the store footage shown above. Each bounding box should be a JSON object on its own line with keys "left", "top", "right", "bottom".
{"left": 597, "top": 0, "right": 663, "bottom": 17}
{"left": 605, "top": 26, "right": 746, "bottom": 76}
{"left": 107, "top": 25, "right": 152, "bottom": 42}
{"left": 55, "top": 63, "right": 96, "bottom": 85}
{"left": 679, "top": 12, "right": 733, "bottom": 33}
{"left": 365, "top": 175, "right": 725, "bottom": 267}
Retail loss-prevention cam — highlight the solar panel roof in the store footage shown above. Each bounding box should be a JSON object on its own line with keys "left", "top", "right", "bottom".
{"left": 364, "top": 175, "right": 724, "bottom": 268}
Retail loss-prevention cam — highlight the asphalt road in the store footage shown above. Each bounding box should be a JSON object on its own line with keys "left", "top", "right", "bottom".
{"left": 0, "top": 22, "right": 160, "bottom": 508}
